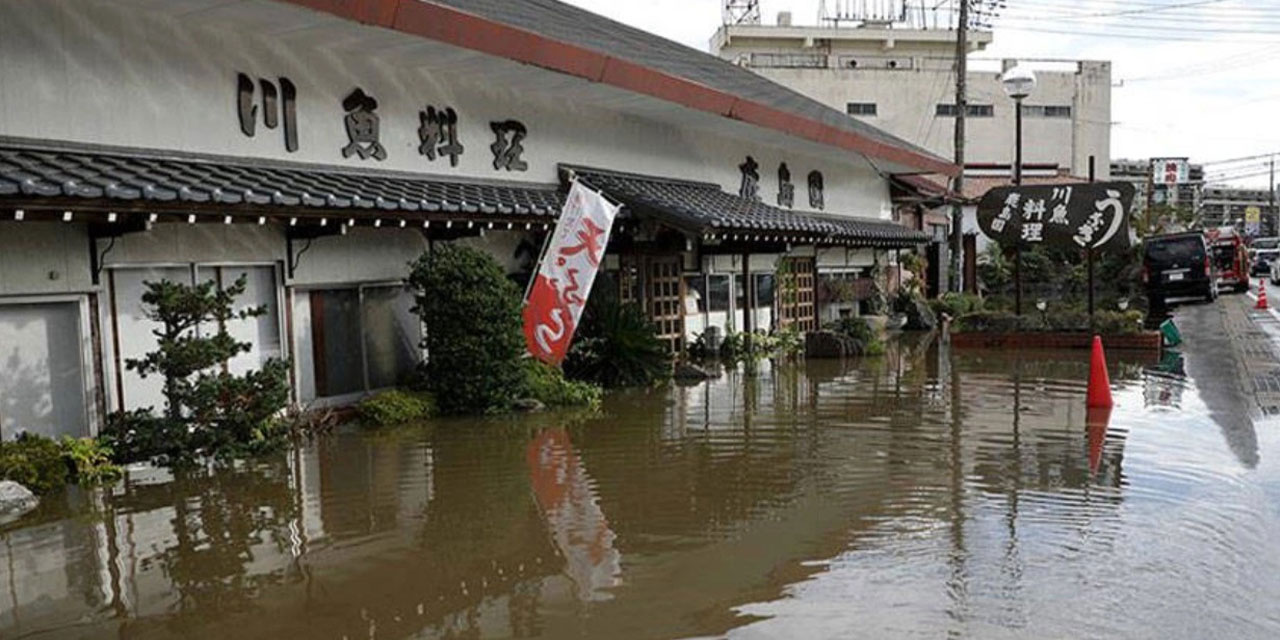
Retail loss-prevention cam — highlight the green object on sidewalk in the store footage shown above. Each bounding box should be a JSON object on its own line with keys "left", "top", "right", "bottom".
{"left": 1160, "top": 318, "right": 1183, "bottom": 347}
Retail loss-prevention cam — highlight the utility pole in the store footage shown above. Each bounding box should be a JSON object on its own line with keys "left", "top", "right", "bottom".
{"left": 949, "top": 0, "right": 969, "bottom": 292}
{"left": 1271, "top": 156, "right": 1275, "bottom": 237}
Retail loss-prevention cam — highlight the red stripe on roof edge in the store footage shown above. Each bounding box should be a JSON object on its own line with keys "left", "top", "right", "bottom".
{"left": 273, "top": 0, "right": 958, "bottom": 177}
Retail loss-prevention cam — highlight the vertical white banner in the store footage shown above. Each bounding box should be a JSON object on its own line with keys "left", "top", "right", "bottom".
{"left": 522, "top": 181, "right": 621, "bottom": 365}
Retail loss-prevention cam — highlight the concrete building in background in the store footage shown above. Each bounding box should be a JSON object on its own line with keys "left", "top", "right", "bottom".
{"left": 1200, "top": 186, "right": 1275, "bottom": 234}
{"left": 1111, "top": 158, "right": 1205, "bottom": 216}
{"left": 711, "top": 14, "right": 1112, "bottom": 179}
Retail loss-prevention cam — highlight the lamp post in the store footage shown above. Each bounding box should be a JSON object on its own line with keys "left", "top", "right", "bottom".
{"left": 1002, "top": 64, "right": 1037, "bottom": 316}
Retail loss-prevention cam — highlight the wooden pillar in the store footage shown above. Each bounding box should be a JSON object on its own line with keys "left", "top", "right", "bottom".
{"left": 812, "top": 253, "right": 822, "bottom": 330}
{"left": 741, "top": 252, "right": 753, "bottom": 335}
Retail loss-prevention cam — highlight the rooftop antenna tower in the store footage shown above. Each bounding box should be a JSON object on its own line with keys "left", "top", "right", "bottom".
{"left": 820, "top": 0, "right": 909, "bottom": 27}
{"left": 816, "top": 1, "right": 991, "bottom": 30}
{"left": 723, "top": 0, "right": 761, "bottom": 25}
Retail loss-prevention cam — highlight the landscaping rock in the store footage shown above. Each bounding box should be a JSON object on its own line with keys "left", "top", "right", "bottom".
{"left": 0, "top": 481, "right": 38, "bottom": 524}
{"left": 806, "top": 331, "right": 858, "bottom": 359}
{"left": 512, "top": 398, "right": 547, "bottom": 413}
{"left": 673, "top": 362, "right": 715, "bottom": 382}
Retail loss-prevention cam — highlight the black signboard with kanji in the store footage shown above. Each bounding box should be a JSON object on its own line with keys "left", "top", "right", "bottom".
{"left": 976, "top": 182, "right": 1136, "bottom": 253}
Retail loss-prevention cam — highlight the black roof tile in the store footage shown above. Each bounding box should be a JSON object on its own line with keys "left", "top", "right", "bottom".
{"left": 0, "top": 139, "right": 565, "bottom": 219}
{"left": 568, "top": 166, "right": 928, "bottom": 247}
{"left": 0, "top": 139, "right": 924, "bottom": 246}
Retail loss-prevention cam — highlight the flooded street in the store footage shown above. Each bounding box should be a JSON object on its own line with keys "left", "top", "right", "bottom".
{"left": 6, "top": 309, "right": 1280, "bottom": 639}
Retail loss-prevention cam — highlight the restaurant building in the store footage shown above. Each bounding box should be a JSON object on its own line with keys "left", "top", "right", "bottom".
{"left": 0, "top": 0, "right": 955, "bottom": 439}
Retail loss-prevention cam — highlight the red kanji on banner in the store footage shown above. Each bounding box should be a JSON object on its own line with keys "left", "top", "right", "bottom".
{"left": 523, "top": 182, "right": 620, "bottom": 365}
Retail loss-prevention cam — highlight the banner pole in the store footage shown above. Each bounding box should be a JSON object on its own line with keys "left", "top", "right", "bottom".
{"left": 524, "top": 174, "right": 579, "bottom": 304}
{"left": 1088, "top": 155, "right": 1096, "bottom": 319}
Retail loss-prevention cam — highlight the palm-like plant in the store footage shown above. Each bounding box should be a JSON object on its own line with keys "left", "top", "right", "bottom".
{"left": 565, "top": 275, "right": 670, "bottom": 388}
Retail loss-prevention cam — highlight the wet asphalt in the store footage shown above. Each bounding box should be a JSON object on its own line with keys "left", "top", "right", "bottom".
{"left": 1171, "top": 292, "right": 1263, "bottom": 468}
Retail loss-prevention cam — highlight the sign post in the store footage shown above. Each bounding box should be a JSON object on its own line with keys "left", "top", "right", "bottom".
{"left": 976, "top": 181, "right": 1137, "bottom": 314}
{"left": 523, "top": 180, "right": 621, "bottom": 365}
{"left": 1088, "top": 156, "right": 1096, "bottom": 318}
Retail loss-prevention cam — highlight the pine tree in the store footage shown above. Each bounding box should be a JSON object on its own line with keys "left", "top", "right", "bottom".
{"left": 115, "top": 276, "right": 289, "bottom": 463}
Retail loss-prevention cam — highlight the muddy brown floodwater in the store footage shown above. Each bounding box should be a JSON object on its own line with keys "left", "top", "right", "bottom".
{"left": 5, "top": 332, "right": 1280, "bottom": 639}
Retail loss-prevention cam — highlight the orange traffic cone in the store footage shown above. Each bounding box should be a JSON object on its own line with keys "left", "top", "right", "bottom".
{"left": 1087, "top": 335, "right": 1113, "bottom": 409}
{"left": 1258, "top": 278, "right": 1269, "bottom": 310}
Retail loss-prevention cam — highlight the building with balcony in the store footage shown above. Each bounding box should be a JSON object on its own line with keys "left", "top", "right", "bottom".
{"left": 710, "top": 15, "right": 1112, "bottom": 180}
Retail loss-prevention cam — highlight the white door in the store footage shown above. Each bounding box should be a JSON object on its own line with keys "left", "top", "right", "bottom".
{"left": 197, "top": 266, "right": 282, "bottom": 376}
{"left": 110, "top": 267, "right": 190, "bottom": 412}
{"left": 0, "top": 301, "right": 89, "bottom": 439}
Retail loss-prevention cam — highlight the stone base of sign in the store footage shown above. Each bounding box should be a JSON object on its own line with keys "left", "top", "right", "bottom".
{"left": 951, "top": 331, "right": 1162, "bottom": 354}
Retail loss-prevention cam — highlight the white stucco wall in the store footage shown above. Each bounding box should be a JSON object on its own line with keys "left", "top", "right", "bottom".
{"left": 100, "top": 224, "right": 286, "bottom": 269}
{"left": 0, "top": 0, "right": 892, "bottom": 220}
{"left": 0, "top": 223, "right": 92, "bottom": 297}
{"left": 290, "top": 228, "right": 428, "bottom": 287}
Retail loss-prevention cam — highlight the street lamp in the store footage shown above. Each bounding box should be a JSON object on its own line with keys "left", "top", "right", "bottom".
{"left": 1001, "top": 64, "right": 1037, "bottom": 186}
{"left": 1002, "top": 64, "right": 1037, "bottom": 316}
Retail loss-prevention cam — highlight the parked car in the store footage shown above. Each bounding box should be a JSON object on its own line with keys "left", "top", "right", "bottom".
{"left": 1207, "top": 227, "right": 1250, "bottom": 293}
{"left": 1254, "top": 248, "right": 1279, "bottom": 277}
{"left": 1143, "top": 232, "right": 1217, "bottom": 308}
{"left": 1252, "top": 237, "right": 1280, "bottom": 255}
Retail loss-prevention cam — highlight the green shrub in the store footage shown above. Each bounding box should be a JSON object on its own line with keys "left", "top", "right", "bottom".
{"left": 714, "top": 328, "right": 805, "bottom": 364}
{"left": 112, "top": 276, "right": 290, "bottom": 464}
{"left": 1091, "top": 310, "right": 1146, "bottom": 335}
{"left": 954, "top": 311, "right": 1035, "bottom": 333}
{"left": 955, "top": 310, "right": 1145, "bottom": 335}
{"left": 828, "top": 316, "right": 876, "bottom": 343}
{"left": 930, "top": 292, "right": 986, "bottom": 319}
{"left": 0, "top": 434, "right": 121, "bottom": 495}
{"left": 565, "top": 275, "right": 670, "bottom": 388}
{"left": 409, "top": 244, "right": 527, "bottom": 414}
{"left": 0, "top": 434, "right": 68, "bottom": 494}
{"left": 358, "top": 390, "right": 436, "bottom": 426}
{"left": 522, "top": 360, "right": 603, "bottom": 408}
{"left": 60, "top": 437, "right": 122, "bottom": 485}
{"left": 101, "top": 409, "right": 184, "bottom": 465}
{"left": 825, "top": 316, "right": 885, "bottom": 356}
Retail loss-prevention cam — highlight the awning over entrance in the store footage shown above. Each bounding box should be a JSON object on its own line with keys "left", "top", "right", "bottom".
{"left": 0, "top": 138, "right": 563, "bottom": 225}
{"left": 566, "top": 165, "right": 929, "bottom": 248}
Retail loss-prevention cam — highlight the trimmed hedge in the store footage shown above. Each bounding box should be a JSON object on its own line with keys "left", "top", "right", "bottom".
{"left": 409, "top": 245, "right": 527, "bottom": 415}
{"left": 955, "top": 310, "right": 1145, "bottom": 335}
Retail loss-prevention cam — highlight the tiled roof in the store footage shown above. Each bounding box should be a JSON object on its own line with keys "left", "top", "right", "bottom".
{"left": 815, "top": 214, "right": 932, "bottom": 245}
{"left": 0, "top": 139, "right": 927, "bottom": 247}
{"left": 908, "top": 173, "right": 1088, "bottom": 203}
{"left": 428, "top": 0, "right": 941, "bottom": 162}
{"left": 570, "top": 166, "right": 929, "bottom": 247}
{"left": 0, "top": 139, "right": 564, "bottom": 218}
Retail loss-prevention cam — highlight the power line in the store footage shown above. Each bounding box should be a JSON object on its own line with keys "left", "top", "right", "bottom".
{"left": 1017, "top": 0, "right": 1233, "bottom": 19}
